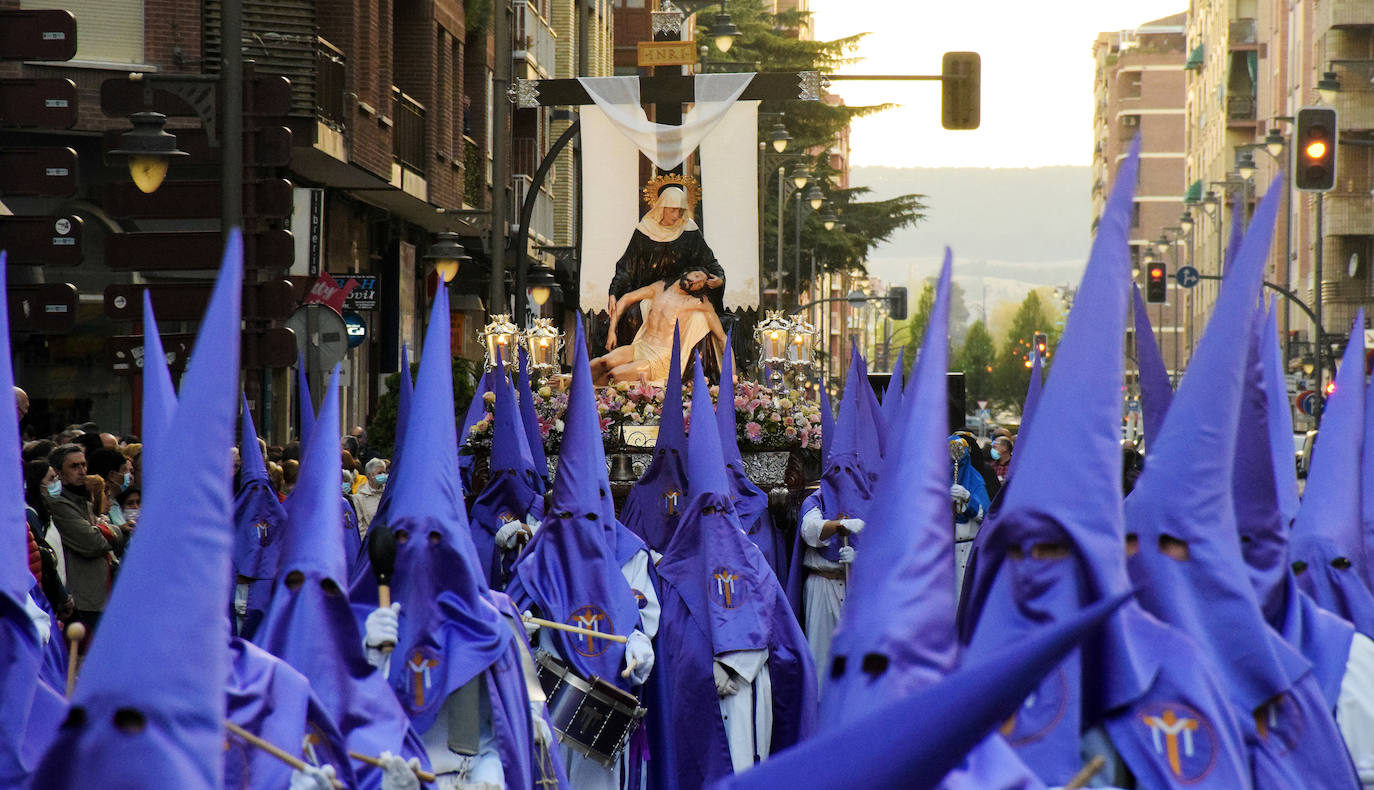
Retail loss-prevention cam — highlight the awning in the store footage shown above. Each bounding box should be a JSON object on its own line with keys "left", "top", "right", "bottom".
{"left": 1185, "top": 44, "right": 1204, "bottom": 70}
{"left": 1184, "top": 179, "right": 1203, "bottom": 204}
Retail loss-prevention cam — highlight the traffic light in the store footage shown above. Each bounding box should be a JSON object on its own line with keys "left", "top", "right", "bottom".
{"left": 1294, "top": 106, "right": 1338, "bottom": 192}
{"left": 941, "top": 52, "right": 981, "bottom": 130}
{"left": 1146, "top": 261, "right": 1168, "bottom": 303}
{"left": 1033, "top": 331, "right": 1049, "bottom": 358}
{"left": 888, "top": 286, "right": 908, "bottom": 321}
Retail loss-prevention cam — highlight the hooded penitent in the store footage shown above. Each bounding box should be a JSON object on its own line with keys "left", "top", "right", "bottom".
{"left": 517, "top": 346, "right": 550, "bottom": 487}
{"left": 821, "top": 254, "right": 1046, "bottom": 789}
{"left": 960, "top": 140, "right": 1253, "bottom": 788}
{"left": 1290, "top": 314, "right": 1374, "bottom": 636}
{"left": 1125, "top": 176, "right": 1358, "bottom": 788}
{"left": 621, "top": 327, "right": 690, "bottom": 553}
{"left": 32, "top": 234, "right": 243, "bottom": 790}
{"left": 458, "top": 366, "right": 495, "bottom": 492}
{"left": 1236, "top": 301, "right": 1354, "bottom": 710}
{"left": 252, "top": 365, "right": 429, "bottom": 789}
{"left": 232, "top": 393, "right": 287, "bottom": 639}
{"left": 1131, "top": 283, "right": 1173, "bottom": 445}
{"left": 712, "top": 593, "right": 1130, "bottom": 790}
{"left": 785, "top": 348, "right": 879, "bottom": 617}
{"left": 141, "top": 290, "right": 177, "bottom": 453}
{"left": 469, "top": 352, "right": 545, "bottom": 589}
{"left": 0, "top": 250, "right": 66, "bottom": 788}
{"left": 295, "top": 350, "right": 315, "bottom": 446}
{"left": 717, "top": 332, "right": 784, "bottom": 577}
{"left": 646, "top": 356, "right": 816, "bottom": 790}
{"left": 364, "top": 286, "right": 538, "bottom": 789}
{"left": 880, "top": 347, "right": 904, "bottom": 431}
{"left": 506, "top": 317, "right": 641, "bottom": 690}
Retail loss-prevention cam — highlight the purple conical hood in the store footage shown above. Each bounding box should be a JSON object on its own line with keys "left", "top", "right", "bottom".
{"left": 1263, "top": 308, "right": 1300, "bottom": 525}
{"left": 961, "top": 139, "right": 1150, "bottom": 714}
{"left": 619, "top": 327, "right": 689, "bottom": 552}
{"left": 552, "top": 317, "right": 604, "bottom": 514}
{"left": 716, "top": 331, "right": 745, "bottom": 466}
{"left": 659, "top": 325, "right": 686, "bottom": 450}
{"left": 141, "top": 290, "right": 177, "bottom": 453}
{"left": 1224, "top": 194, "right": 1246, "bottom": 273}
{"left": 1290, "top": 312, "right": 1374, "bottom": 630}
{"left": 459, "top": 367, "right": 493, "bottom": 449}
{"left": 819, "top": 380, "right": 835, "bottom": 467}
{"left": 1362, "top": 338, "right": 1374, "bottom": 590}
{"left": 296, "top": 350, "right": 315, "bottom": 444}
{"left": 516, "top": 346, "right": 549, "bottom": 481}
{"left": 852, "top": 346, "right": 887, "bottom": 463}
{"left": 0, "top": 253, "right": 29, "bottom": 601}
{"left": 1131, "top": 283, "right": 1173, "bottom": 445}
{"left": 53, "top": 232, "right": 242, "bottom": 789}
{"left": 490, "top": 350, "right": 537, "bottom": 477}
{"left": 819, "top": 348, "right": 877, "bottom": 520}
{"left": 1125, "top": 175, "right": 1308, "bottom": 711}
{"left": 1001, "top": 351, "right": 1044, "bottom": 486}
{"left": 1235, "top": 302, "right": 1290, "bottom": 623}
{"left": 880, "top": 347, "right": 904, "bottom": 430}
{"left": 393, "top": 344, "right": 413, "bottom": 468}
{"left": 278, "top": 366, "right": 347, "bottom": 583}
{"left": 822, "top": 251, "right": 955, "bottom": 728}
{"left": 239, "top": 393, "right": 269, "bottom": 486}
{"left": 687, "top": 355, "right": 731, "bottom": 498}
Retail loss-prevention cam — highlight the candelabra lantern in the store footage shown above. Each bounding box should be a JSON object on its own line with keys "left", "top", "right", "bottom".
{"left": 755, "top": 310, "right": 793, "bottom": 371}
{"left": 787, "top": 318, "right": 817, "bottom": 370}
{"left": 521, "top": 317, "right": 563, "bottom": 373}
{"left": 479, "top": 313, "right": 520, "bottom": 370}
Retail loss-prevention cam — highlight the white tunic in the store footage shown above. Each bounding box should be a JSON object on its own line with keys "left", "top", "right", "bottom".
{"left": 799, "top": 507, "right": 846, "bottom": 679}
{"left": 1339, "top": 632, "right": 1374, "bottom": 788}
{"left": 717, "top": 648, "right": 772, "bottom": 773}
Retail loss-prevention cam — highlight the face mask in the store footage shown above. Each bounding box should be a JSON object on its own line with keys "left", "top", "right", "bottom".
{"left": 46, "top": 480, "right": 62, "bottom": 498}
{"left": 989, "top": 448, "right": 1001, "bottom": 460}
{"left": 122, "top": 508, "right": 139, "bottom": 522}
{"left": 121, "top": 472, "right": 133, "bottom": 490}
{"left": 374, "top": 473, "right": 388, "bottom": 486}
{"left": 342, "top": 482, "right": 353, "bottom": 495}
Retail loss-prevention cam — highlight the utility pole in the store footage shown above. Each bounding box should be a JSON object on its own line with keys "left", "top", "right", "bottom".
{"left": 491, "top": 0, "right": 511, "bottom": 314}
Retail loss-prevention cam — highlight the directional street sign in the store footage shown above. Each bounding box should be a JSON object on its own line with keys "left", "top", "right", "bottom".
{"left": 1296, "top": 390, "right": 1321, "bottom": 416}
{"left": 1176, "top": 266, "right": 1200, "bottom": 289}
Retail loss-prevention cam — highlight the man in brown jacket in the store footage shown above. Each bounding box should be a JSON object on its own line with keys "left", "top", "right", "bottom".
{"left": 45, "top": 443, "right": 128, "bottom": 637}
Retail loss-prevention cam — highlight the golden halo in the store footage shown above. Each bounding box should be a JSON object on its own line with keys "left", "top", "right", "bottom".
{"left": 642, "top": 173, "right": 702, "bottom": 208}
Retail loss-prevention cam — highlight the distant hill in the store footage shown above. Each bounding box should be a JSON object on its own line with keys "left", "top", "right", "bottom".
{"left": 848, "top": 166, "right": 1093, "bottom": 318}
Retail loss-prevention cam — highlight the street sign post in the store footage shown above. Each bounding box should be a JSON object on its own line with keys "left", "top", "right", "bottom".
{"left": 1176, "top": 266, "right": 1200, "bottom": 289}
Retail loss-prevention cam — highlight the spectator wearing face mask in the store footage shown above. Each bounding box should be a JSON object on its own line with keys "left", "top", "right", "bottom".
{"left": 349, "top": 458, "right": 388, "bottom": 539}
{"left": 110, "top": 487, "right": 141, "bottom": 530}
{"left": 989, "top": 436, "right": 1013, "bottom": 483}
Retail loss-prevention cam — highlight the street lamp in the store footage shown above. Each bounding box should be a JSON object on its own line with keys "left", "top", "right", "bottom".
{"left": 1179, "top": 210, "right": 1194, "bottom": 234}
{"left": 1153, "top": 235, "right": 1169, "bottom": 257}
{"left": 790, "top": 164, "right": 811, "bottom": 190}
{"left": 1265, "top": 128, "right": 1286, "bottom": 159}
{"left": 525, "top": 265, "right": 560, "bottom": 310}
{"left": 768, "top": 122, "right": 791, "bottom": 153}
{"left": 1236, "top": 150, "right": 1257, "bottom": 181}
{"left": 1317, "top": 71, "right": 1341, "bottom": 104}
{"left": 710, "top": 9, "right": 742, "bottom": 53}
{"left": 107, "top": 111, "right": 188, "bottom": 194}
{"left": 821, "top": 210, "right": 837, "bottom": 231}
{"left": 805, "top": 183, "right": 824, "bottom": 211}
{"left": 423, "top": 231, "right": 470, "bottom": 284}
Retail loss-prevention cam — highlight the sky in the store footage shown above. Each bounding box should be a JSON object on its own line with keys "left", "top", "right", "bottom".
{"left": 808, "top": 0, "right": 1189, "bottom": 168}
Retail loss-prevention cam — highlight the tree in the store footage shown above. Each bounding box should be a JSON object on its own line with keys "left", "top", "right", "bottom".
{"left": 953, "top": 320, "right": 997, "bottom": 403}
{"left": 989, "top": 291, "right": 1061, "bottom": 411}
{"left": 365, "top": 356, "right": 482, "bottom": 458}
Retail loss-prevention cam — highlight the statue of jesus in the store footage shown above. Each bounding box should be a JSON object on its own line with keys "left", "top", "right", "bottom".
{"left": 591, "top": 272, "right": 726, "bottom": 385}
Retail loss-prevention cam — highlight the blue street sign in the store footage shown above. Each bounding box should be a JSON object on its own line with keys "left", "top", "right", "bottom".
{"left": 343, "top": 311, "right": 367, "bottom": 348}
{"left": 1176, "top": 266, "right": 1200, "bottom": 289}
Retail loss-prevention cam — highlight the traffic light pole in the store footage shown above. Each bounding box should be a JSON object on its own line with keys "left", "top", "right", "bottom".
{"left": 1314, "top": 191, "right": 1324, "bottom": 428}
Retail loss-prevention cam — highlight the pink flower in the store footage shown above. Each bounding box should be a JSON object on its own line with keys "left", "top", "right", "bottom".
{"left": 745, "top": 422, "right": 763, "bottom": 441}
{"left": 784, "top": 426, "right": 797, "bottom": 439}
{"left": 783, "top": 416, "right": 794, "bottom": 427}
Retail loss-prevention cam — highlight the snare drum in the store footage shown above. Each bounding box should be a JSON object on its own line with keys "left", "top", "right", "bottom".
{"left": 535, "top": 651, "right": 647, "bottom": 766}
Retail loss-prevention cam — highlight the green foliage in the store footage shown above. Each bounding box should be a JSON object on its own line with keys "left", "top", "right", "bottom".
{"left": 989, "top": 291, "right": 1060, "bottom": 411}
{"left": 897, "top": 280, "right": 937, "bottom": 372}
{"left": 953, "top": 320, "right": 997, "bottom": 403}
{"left": 706, "top": 0, "right": 926, "bottom": 286}
{"left": 365, "top": 356, "right": 483, "bottom": 459}
{"left": 465, "top": 0, "right": 492, "bottom": 31}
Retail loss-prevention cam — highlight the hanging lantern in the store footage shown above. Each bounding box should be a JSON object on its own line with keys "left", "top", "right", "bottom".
{"left": 521, "top": 317, "right": 563, "bottom": 373}
{"left": 787, "top": 318, "right": 817, "bottom": 370}
{"left": 479, "top": 313, "right": 520, "bottom": 369}
{"left": 755, "top": 310, "right": 793, "bottom": 369}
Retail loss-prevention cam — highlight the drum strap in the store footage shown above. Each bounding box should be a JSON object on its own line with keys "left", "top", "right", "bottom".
{"left": 445, "top": 676, "right": 483, "bottom": 757}
{"left": 500, "top": 611, "right": 548, "bottom": 704}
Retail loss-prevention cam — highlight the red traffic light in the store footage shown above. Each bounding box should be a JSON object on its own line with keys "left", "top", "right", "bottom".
{"left": 1145, "top": 262, "right": 1168, "bottom": 303}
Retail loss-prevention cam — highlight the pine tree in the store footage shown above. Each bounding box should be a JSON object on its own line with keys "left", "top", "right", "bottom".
{"left": 954, "top": 320, "right": 997, "bottom": 403}
{"left": 990, "top": 291, "right": 1059, "bottom": 410}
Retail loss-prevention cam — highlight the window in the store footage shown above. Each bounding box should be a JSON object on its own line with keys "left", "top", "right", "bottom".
{"left": 1132, "top": 202, "right": 1141, "bottom": 228}
{"left": 24, "top": 0, "right": 144, "bottom": 65}
{"left": 1123, "top": 72, "right": 1142, "bottom": 98}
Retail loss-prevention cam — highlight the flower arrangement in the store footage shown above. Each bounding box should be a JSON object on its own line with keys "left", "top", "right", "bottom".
{"left": 463, "top": 377, "right": 822, "bottom": 453}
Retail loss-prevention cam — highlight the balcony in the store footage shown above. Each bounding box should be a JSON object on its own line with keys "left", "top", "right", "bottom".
{"left": 512, "top": 136, "right": 541, "bottom": 179}
{"left": 392, "top": 88, "right": 427, "bottom": 173}
{"left": 316, "top": 37, "right": 347, "bottom": 131}
{"left": 1324, "top": 194, "right": 1374, "bottom": 237}
{"left": 1316, "top": 0, "right": 1374, "bottom": 34}
{"left": 513, "top": 174, "right": 555, "bottom": 243}
{"left": 1227, "top": 94, "right": 1257, "bottom": 121}
{"left": 514, "top": 0, "right": 558, "bottom": 80}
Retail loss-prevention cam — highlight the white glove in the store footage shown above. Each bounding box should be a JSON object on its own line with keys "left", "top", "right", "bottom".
{"left": 363, "top": 602, "right": 400, "bottom": 668}
{"left": 496, "top": 519, "right": 526, "bottom": 548}
{"left": 23, "top": 594, "right": 51, "bottom": 645}
{"left": 526, "top": 518, "right": 541, "bottom": 536}
{"left": 625, "top": 629, "right": 655, "bottom": 685}
{"left": 838, "top": 545, "right": 856, "bottom": 564}
{"left": 840, "top": 518, "right": 865, "bottom": 535}
{"left": 289, "top": 764, "right": 336, "bottom": 790}
{"left": 378, "top": 751, "right": 420, "bottom": 790}
{"left": 713, "top": 660, "right": 740, "bottom": 697}
{"left": 522, "top": 610, "right": 540, "bottom": 639}
{"left": 951, "top": 484, "right": 971, "bottom": 504}
{"left": 530, "top": 702, "right": 553, "bottom": 747}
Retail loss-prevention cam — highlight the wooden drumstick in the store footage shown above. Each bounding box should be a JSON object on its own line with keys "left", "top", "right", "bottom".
{"left": 621, "top": 657, "right": 639, "bottom": 679}
{"left": 223, "top": 720, "right": 345, "bottom": 789}
{"left": 64, "top": 622, "right": 86, "bottom": 697}
{"left": 349, "top": 751, "right": 438, "bottom": 783}
{"left": 841, "top": 534, "right": 851, "bottom": 585}
{"left": 1063, "top": 756, "right": 1107, "bottom": 790}
{"left": 522, "top": 615, "right": 629, "bottom": 643}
